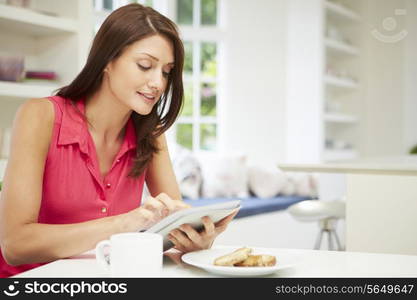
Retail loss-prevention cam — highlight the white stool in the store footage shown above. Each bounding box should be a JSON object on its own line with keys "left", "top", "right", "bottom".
{"left": 288, "top": 200, "right": 345, "bottom": 251}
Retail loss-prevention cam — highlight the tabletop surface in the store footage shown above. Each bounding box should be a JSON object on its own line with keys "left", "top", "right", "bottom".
{"left": 14, "top": 245, "right": 417, "bottom": 278}
{"left": 278, "top": 155, "right": 417, "bottom": 175}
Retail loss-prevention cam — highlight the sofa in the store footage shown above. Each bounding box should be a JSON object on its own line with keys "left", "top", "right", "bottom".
{"left": 170, "top": 144, "right": 318, "bottom": 219}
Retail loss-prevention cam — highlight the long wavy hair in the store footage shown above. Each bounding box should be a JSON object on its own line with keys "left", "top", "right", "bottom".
{"left": 56, "top": 3, "right": 184, "bottom": 178}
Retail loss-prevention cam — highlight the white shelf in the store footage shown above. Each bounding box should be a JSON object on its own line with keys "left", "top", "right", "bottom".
{"left": 324, "top": 113, "right": 358, "bottom": 123}
{"left": 0, "top": 81, "right": 59, "bottom": 98}
{"left": 323, "top": 2, "right": 362, "bottom": 163}
{"left": 325, "top": 1, "right": 360, "bottom": 22}
{"left": 0, "top": 4, "right": 78, "bottom": 36}
{"left": 324, "top": 149, "right": 358, "bottom": 161}
{"left": 324, "top": 75, "right": 358, "bottom": 89}
{"left": 325, "top": 38, "right": 359, "bottom": 56}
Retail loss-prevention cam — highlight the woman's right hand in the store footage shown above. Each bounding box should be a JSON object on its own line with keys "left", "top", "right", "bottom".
{"left": 123, "top": 193, "right": 190, "bottom": 232}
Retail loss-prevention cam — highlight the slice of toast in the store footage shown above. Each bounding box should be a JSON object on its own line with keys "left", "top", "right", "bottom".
{"left": 234, "top": 255, "right": 277, "bottom": 267}
{"left": 213, "top": 247, "right": 252, "bottom": 266}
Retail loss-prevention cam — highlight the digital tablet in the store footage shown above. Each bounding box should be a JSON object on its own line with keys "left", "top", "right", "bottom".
{"left": 145, "top": 200, "right": 241, "bottom": 250}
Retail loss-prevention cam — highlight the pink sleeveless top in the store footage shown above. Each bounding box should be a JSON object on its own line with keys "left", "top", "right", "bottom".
{"left": 0, "top": 96, "right": 146, "bottom": 277}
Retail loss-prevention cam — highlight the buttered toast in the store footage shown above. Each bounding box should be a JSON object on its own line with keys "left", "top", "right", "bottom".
{"left": 213, "top": 247, "right": 252, "bottom": 266}
{"left": 235, "top": 255, "right": 276, "bottom": 267}
{"left": 213, "top": 247, "right": 276, "bottom": 267}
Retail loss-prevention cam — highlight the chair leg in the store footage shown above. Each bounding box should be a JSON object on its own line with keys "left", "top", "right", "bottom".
{"left": 327, "top": 230, "right": 334, "bottom": 251}
{"left": 332, "top": 229, "right": 344, "bottom": 251}
{"left": 314, "top": 229, "right": 324, "bottom": 250}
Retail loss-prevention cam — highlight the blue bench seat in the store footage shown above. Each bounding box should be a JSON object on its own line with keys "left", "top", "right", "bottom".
{"left": 184, "top": 195, "right": 314, "bottom": 219}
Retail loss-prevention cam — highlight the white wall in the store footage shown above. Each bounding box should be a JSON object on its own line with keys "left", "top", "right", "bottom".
{"left": 404, "top": 0, "right": 417, "bottom": 153}
{"left": 284, "top": 0, "right": 323, "bottom": 163}
{"left": 361, "top": 0, "right": 408, "bottom": 157}
{"left": 220, "top": 0, "right": 287, "bottom": 166}
{"left": 221, "top": 0, "right": 416, "bottom": 164}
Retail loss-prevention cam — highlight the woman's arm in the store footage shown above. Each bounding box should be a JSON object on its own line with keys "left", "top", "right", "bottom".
{"left": 0, "top": 99, "right": 125, "bottom": 265}
{"left": 0, "top": 99, "right": 182, "bottom": 266}
{"left": 145, "top": 134, "right": 239, "bottom": 253}
{"left": 145, "top": 133, "right": 182, "bottom": 201}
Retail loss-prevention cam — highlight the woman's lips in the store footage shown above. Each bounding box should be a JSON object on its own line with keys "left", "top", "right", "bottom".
{"left": 136, "top": 92, "right": 156, "bottom": 103}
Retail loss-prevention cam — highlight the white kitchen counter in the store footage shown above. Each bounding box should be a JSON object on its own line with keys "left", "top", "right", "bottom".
{"left": 278, "top": 156, "right": 417, "bottom": 256}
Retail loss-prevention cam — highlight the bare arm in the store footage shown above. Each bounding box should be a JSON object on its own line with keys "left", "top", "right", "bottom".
{"left": 0, "top": 99, "right": 173, "bottom": 266}
{"left": 145, "top": 133, "right": 182, "bottom": 201}
{"left": 144, "top": 134, "right": 239, "bottom": 253}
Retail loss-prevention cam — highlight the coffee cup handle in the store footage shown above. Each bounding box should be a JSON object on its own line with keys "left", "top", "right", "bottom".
{"left": 95, "top": 240, "right": 111, "bottom": 271}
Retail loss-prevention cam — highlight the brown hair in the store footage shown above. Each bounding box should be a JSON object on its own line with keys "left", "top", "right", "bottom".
{"left": 57, "top": 3, "right": 184, "bottom": 178}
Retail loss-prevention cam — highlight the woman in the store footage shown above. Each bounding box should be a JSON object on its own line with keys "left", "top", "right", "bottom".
{"left": 0, "top": 4, "right": 237, "bottom": 277}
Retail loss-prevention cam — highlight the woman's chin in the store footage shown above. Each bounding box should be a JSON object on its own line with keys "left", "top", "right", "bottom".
{"left": 128, "top": 98, "right": 157, "bottom": 116}
{"left": 132, "top": 106, "right": 153, "bottom": 116}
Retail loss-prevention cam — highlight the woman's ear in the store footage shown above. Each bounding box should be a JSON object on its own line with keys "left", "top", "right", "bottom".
{"left": 103, "top": 61, "right": 112, "bottom": 73}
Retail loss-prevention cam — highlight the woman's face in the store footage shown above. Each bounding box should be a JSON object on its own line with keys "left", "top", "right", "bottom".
{"left": 104, "top": 34, "right": 175, "bottom": 115}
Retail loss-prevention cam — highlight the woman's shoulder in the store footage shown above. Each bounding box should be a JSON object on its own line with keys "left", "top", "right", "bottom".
{"left": 22, "top": 97, "right": 54, "bottom": 106}
{"left": 5, "top": 99, "right": 56, "bottom": 188}
{"left": 19, "top": 97, "right": 54, "bottom": 115}
{"left": 15, "top": 98, "right": 55, "bottom": 130}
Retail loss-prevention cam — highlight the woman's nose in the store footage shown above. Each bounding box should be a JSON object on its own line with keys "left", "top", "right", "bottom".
{"left": 147, "top": 70, "right": 164, "bottom": 91}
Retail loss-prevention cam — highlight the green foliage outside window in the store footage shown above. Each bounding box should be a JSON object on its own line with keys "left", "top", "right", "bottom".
{"left": 176, "top": 124, "right": 193, "bottom": 150}
{"left": 181, "top": 82, "right": 193, "bottom": 117}
{"left": 201, "top": 42, "right": 217, "bottom": 77}
{"left": 200, "top": 82, "right": 216, "bottom": 116}
{"left": 184, "top": 42, "right": 193, "bottom": 74}
{"left": 177, "top": 0, "right": 217, "bottom": 26}
{"left": 176, "top": 0, "right": 218, "bottom": 151}
{"left": 177, "top": 0, "right": 193, "bottom": 25}
{"left": 201, "top": 0, "right": 217, "bottom": 25}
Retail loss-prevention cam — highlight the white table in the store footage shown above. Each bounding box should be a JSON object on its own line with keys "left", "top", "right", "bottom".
{"left": 278, "top": 155, "right": 417, "bottom": 256}
{"left": 14, "top": 246, "right": 417, "bottom": 278}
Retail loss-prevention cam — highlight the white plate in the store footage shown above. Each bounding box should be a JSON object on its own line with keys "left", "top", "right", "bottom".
{"left": 181, "top": 246, "right": 300, "bottom": 277}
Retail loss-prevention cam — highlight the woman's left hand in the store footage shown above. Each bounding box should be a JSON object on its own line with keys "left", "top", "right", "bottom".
{"left": 167, "top": 209, "right": 239, "bottom": 253}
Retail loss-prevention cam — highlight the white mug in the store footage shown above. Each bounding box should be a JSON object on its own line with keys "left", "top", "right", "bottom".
{"left": 95, "top": 232, "right": 163, "bottom": 277}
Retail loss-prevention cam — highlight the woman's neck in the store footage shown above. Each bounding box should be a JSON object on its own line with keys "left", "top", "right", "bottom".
{"left": 85, "top": 89, "right": 132, "bottom": 145}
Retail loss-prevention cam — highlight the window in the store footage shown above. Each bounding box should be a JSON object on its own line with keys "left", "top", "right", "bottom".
{"left": 93, "top": 0, "right": 156, "bottom": 33}
{"left": 173, "top": 0, "right": 221, "bottom": 152}
{"left": 94, "top": 0, "right": 153, "bottom": 10}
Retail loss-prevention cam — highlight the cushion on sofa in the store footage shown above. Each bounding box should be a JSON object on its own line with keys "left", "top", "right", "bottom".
{"left": 248, "top": 165, "right": 287, "bottom": 198}
{"left": 169, "top": 143, "right": 202, "bottom": 200}
{"left": 196, "top": 152, "right": 249, "bottom": 198}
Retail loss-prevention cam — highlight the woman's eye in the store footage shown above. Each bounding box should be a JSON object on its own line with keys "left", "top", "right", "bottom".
{"left": 137, "top": 64, "right": 150, "bottom": 70}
